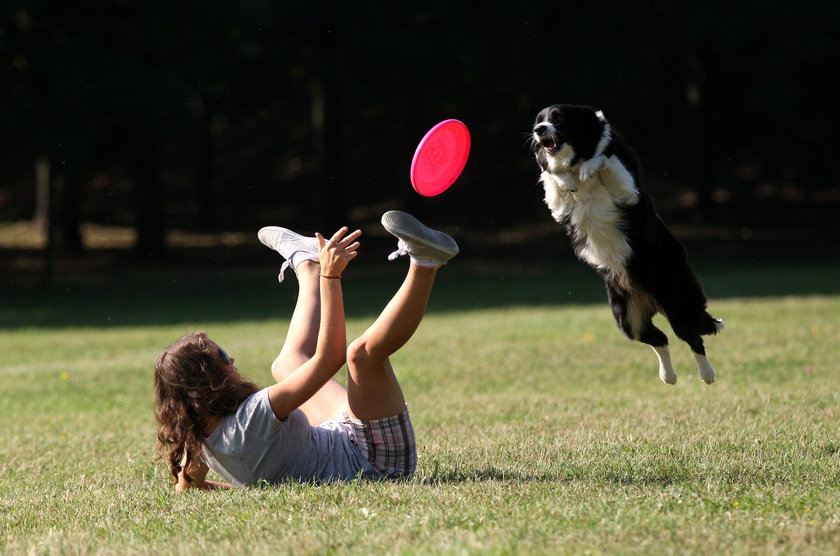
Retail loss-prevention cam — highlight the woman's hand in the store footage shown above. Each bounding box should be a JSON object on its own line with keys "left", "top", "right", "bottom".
{"left": 176, "top": 477, "right": 232, "bottom": 494}
{"left": 316, "top": 227, "right": 361, "bottom": 278}
{"left": 175, "top": 457, "right": 231, "bottom": 494}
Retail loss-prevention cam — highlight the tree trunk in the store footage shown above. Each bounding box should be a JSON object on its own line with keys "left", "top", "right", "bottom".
{"left": 310, "top": 11, "right": 345, "bottom": 230}
{"left": 39, "top": 154, "right": 85, "bottom": 286}
{"left": 42, "top": 166, "right": 59, "bottom": 288}
{"left": 134, "top": 136, "right": 166, "bottom": 256}
{"left": 60, "top": 163, "right": 84, "bottom": 254}
{"left": 196, "top": 101, "right": 218, "bottom": 229}
{"left": 310, "top": 81, "right": 345, "bottom": 230}
{"left": 32, "top": 157, "right": 50, "bottom": 233}
{"left": 684, "top": 41, "right": 717, "bottom": 224}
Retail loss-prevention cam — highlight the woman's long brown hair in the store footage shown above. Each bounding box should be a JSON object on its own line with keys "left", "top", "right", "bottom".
{"left": 153, "top": 332, "right": 259, "bottom": 484}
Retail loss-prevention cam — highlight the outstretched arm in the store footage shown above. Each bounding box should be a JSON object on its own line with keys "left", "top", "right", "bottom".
{"left": 267, "top": 226, "right": 361, "bottom": 420}
{"left": 175, "top": 457, "right": 232, "bottom": 494}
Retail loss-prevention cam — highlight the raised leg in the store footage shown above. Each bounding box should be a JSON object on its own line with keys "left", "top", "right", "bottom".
{"left": 694, "top": 317, "right": 723, "bottom": 384}
{"left": 665, "top": 309, "right": 718, "bottom": 385}
{"left": 693, "top": 352, "right": 716, "bottom": 384}
{"left": 656, "top": 274, "right": 721, "bottom": 385}
{"left": 345, "top": 264, "right": 437, "bottom": 420}
{"left": 271, "top": 260, "right": 350, "bottom": 424}
{"left": 678, "top": 333, "right": 716, "bottom": 385}
{"left": 607, "top": 283, "right": 676, "bottom": 384}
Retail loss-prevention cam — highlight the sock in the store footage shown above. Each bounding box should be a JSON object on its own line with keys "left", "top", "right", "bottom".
{"left": 290, "top": 251, "right": 318, "bottom": 269}
{"left": 410, "top": 256, "right": 442, "bottom": 268}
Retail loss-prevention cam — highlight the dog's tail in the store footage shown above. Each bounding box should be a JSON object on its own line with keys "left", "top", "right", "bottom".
{"left": 702, "top": 314, "right": 725, "bottom": 335}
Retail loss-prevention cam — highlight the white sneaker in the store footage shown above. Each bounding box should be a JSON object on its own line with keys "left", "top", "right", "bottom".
{"left": 257, "top": 226, "right": 319, "bottom": 282}
{"left": 381, "top": 211, "right": 459, "bottom": 267}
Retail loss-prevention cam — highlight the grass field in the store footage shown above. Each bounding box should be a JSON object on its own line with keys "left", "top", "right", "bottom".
{"left": 1, "top": 251, "right": 839, "bottom": 555}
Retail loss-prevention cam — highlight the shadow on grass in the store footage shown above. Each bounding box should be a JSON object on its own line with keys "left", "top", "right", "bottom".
{"left": 2, "top": 243, "right": 840, "bottom": 330}
{"left": 419, "top": 466, "right": 561, "bottom": 485}
{"left": 419, "top": 465, "right": 693, "bottom": 486}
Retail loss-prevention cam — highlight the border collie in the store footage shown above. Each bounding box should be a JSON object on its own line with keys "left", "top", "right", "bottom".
{"left": 531, "top": 104, "right": 723, "bottom": 385}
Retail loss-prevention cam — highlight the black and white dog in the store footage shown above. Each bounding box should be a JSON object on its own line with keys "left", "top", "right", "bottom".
{"left": 531, "top": 104, "right": 723, "bottom": 385}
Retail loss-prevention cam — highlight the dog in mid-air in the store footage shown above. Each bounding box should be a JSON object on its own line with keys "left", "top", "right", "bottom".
{"left": 531, "top": 103, "right": 723, "bottom": 385}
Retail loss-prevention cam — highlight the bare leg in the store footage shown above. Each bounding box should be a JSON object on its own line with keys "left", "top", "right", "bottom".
{"left": 271, "top": 260, "right": 349, "bottom": 424}
{"left": 346, "top": 264, "right": 437, "bottom": 420}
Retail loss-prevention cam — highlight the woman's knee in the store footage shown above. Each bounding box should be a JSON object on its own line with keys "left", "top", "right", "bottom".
{"left": 346, "top": 337, "right": 369, "bottom": 367}
{"left": 347, "top": 336, "right": 386, "bottom": 368}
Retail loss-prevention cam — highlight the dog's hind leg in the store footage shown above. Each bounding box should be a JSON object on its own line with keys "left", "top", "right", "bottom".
{"left": 667, "top": 323, "right": 716, "bottom": 384}
{"left": 669, "top": 314, "right": 719, "bottom": 385}
{"left": 658, "top": 276, "right": 722, "bottom": 384}
{"left": 683, "top": 335, "right": 716, "bottom": 385}
{"left": 693, "top": 353, "right": 716, "bottom": 384}
{"left": 608, "top": 283, "right": 677, "bottom": 384}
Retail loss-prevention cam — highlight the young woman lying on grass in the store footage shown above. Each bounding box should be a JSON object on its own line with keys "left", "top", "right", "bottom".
{"left": 154, "top": 211, "right": 458, "bottom": 492}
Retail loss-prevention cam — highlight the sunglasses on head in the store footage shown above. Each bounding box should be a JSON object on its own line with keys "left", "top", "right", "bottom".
{"left": 218, "top": 347, "right": 232, "bottom": 365}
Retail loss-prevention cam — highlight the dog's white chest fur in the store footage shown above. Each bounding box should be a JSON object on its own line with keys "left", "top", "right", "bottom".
{"left": 541, "top": 155, "right": 639, "bottom": 277}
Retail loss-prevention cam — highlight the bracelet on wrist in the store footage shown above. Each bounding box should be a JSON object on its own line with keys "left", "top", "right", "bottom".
{"left": 320, "top": 274, "right": 341, "bottom": 279}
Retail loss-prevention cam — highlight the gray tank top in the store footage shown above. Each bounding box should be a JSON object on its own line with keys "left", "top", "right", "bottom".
{"left": 201, "top": 388, "right": 379, "bottom": 486}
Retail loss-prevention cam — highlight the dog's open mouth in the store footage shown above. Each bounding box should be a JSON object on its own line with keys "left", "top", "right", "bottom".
{"left": 540, "top": 137, "right": 557, "bottom": 154}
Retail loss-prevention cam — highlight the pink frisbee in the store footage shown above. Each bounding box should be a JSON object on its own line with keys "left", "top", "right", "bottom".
{"left": 410, "top": 119, "right": 470, "bottom": 197}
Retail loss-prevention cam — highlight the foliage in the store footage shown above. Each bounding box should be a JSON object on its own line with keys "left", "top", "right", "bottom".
{"left": 1, "top": 1, "right": 838, "bottom": 246}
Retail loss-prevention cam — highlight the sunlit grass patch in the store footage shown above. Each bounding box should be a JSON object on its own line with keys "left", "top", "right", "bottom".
{"left": 1, "top": 262, "right": 839, "bottom": 554}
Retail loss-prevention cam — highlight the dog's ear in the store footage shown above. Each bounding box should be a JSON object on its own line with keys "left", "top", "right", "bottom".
{"left": 578, "top": 109, "right": 612, "bottom": 180}
{"left": 593, "top": 110, "right": 612, "bottom": 158}
{"left": 534, "top": 105, "right": 554, "bottom": 127}
{"left": 560, "top": 106, "right": 606, "bottom": 164}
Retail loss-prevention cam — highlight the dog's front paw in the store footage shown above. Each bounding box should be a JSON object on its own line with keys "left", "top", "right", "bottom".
{"left": 579, "top": 155, "right": 606, "bottom": 181}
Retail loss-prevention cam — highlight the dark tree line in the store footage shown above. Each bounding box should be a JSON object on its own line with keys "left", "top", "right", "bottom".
{"left": 1, "top": 1, "right": 838, "bottom": 261}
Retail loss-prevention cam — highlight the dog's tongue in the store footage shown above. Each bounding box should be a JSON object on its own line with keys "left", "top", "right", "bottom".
{"left": 542, "top": 138, "right": 557, "bottom": 152}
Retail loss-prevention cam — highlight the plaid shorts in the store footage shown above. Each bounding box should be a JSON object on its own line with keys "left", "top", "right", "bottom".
{"left": 337, "top": 408, "right": 416, "bottom": 479}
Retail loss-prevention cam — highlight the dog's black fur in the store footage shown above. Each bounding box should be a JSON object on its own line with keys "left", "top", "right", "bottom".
{"left": 531, "top": 104, "right": 722, "bottom": 384}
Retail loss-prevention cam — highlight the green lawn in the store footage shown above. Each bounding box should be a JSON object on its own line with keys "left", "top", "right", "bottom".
{"left": 1, "top": 256, "right": 839, "bottom": 555}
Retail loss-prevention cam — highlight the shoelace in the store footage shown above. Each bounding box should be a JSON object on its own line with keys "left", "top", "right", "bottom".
{"left": 277, "top": 249, "right": 319, "bottom": 283}
{"left": 277, "top": 260, "right": 291, "bottom": 283}
{"left": 387, "top": 239, "right": 410, "bottom": 261}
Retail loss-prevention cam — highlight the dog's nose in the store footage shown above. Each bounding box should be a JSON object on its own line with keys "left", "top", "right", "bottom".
{"left": 534, "top": 123, "right": 549, "bottom": 136}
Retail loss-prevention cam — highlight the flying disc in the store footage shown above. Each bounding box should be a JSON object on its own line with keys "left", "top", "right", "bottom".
{"left": 410, "top": 119, "right": 470, "bottom": 197}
